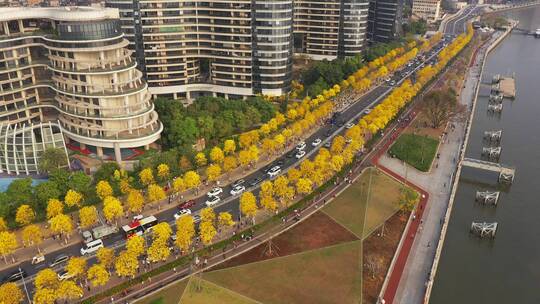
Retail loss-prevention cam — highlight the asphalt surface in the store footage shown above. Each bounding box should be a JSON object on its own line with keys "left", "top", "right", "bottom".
{"left": 444, "top": 5, "right": 483, "bottom": 35}
{"left": 2, "top": 39, "right": 451, "bottom": 298}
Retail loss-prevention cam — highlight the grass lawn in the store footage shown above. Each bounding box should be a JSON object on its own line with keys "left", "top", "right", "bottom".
{"left": 203, "top": 241, "right": 363, "bottom": 304}
{"left": 388, "top": 133, "right": 439, "bottom": 172}
{"left": 179, "top": 277, "right": 259, "bottom": 304}
{"left": 135, "top": 279, "right": 188, "bottom": 304}
{"left": 323, "top": 167, "right": 403, "bottom": 239}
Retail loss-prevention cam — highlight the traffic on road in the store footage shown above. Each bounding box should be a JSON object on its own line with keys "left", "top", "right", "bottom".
{"left": 0, "top": 36, "right": 458, "bottom": 298}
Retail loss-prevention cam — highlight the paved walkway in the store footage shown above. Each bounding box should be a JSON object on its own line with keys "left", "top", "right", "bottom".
{"left": 383, "top": 34, "right": 492, "bottom": 304}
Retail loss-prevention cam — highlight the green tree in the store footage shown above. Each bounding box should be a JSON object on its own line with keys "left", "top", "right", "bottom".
{"left": 38, "top": 148, "right": 67, "bottom": 174}
{"left": 34, "top": 182, "right": 61, "bottom": 209}
{"left": 398, "top": 188, "right": 420, "bottom": 213}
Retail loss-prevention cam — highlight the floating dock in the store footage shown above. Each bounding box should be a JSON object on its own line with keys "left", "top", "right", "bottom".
{"left": 492, "top": 74, "right": 516, "bottom": 99}
{"left": 499, "top": 77, "right": 516, "bottom": 98}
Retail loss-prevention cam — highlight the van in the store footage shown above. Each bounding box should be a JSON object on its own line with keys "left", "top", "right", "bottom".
{"left": 80, "top": 239, "right": 104, "bottom": 255}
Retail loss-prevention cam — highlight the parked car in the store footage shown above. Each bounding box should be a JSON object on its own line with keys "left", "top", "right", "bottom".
{"left": 205, "top": 196, "right": 221, "bottom": 207}
{"left": 193, "top": 215, "right": 201, "bottom": 223}
{"left": 267, "top": 166, "right": 281, "bottom": 178}
{"left": 286, "top": 150, "right": 296, "bottom": 158}
{"left": 295, "top": 150, "right": 306, "bottom": 159}
{"left": 324, "top": 141, "right": 331, "bottom": 148}
{"left": 206, "top": 187, "right": 223, "bottom": 197}
{"left": 296, "top": 141, "right": 306, "bottom": 150}
{"left": 49, "top": 255, "right": 69, "bottom": 268}
{"left": 230, "top": 185, "right": 246, "bottom": 196}
{"left": 174, "top": 208, "right": 192, "bottom": 220}
{"left": 345, "top": 123, "right": 354, "bottom": 129}
{"left": 364, "top": 109, "right": 371, "bottom": 114}
{"left": 311, "top": 138, "right": 322, "bottom": 146}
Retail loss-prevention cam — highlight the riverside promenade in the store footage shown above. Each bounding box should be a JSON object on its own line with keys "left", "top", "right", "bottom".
{"left": 375, "top": 23, "right": 516, "bottom": 304}
{"left": 422, "top": 24, "right": 516, "bottom": 304}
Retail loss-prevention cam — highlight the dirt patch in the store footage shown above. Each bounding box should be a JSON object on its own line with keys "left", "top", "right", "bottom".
{"left": 362, "top": 212, "right": 409, "bottom": 304}
{"left": 212, "top": 211, "right": 358, "bottom": 271}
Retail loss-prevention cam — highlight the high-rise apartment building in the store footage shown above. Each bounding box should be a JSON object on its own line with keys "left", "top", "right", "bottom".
{"left": 368, "top": 0, "right": 403, "bottom": 43}
{"left": 106, "top": 0, "right": 294, "bottom": 99}
{"left": 106, "top": 0, "right": 370, "bottom": 99}
{"left": 412, "top": 0, "right": 441, "bottom": 23}
{"left": 0, "top": 7, "right": 162, "bottom": 174}
{"left": 293, "top": 0, "right": 369, "bottom": 60}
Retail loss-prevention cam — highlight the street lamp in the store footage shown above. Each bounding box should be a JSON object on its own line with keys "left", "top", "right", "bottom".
{"left": 19, "top": 267, "right": 31, "bottom": 304}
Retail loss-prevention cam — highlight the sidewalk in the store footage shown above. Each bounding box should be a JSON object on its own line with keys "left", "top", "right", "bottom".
{"left": 381, "top": 33, "right": 490, "bottom": 304}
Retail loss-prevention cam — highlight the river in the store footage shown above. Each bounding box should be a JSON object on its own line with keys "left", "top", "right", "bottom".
{"left": 430, "top": 6, "right": 540, "bottom": 304}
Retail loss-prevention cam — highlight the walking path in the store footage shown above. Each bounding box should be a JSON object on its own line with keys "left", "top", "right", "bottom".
{"left": 381, "top": 30, "right": 504, "bottom": 304}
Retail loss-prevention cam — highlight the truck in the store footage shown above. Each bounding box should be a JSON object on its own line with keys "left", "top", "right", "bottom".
{"left": 82, "top": 225, "right": 118, "bottom": 243}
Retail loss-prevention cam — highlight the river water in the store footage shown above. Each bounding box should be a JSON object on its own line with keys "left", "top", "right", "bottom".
{"left": 430, "top": 6, "right": 540, "bottom": 304}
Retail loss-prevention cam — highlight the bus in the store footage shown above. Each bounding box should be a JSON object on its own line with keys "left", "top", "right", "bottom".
{"left": 121, "top": 215, "right": 158, "bottom": 238}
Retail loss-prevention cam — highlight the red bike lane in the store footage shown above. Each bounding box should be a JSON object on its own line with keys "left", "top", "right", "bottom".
{"left": 369, "top": 111, "right": 430, "bottom": 304}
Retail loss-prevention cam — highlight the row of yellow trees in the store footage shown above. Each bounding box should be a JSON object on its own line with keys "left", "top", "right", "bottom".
{"left": 0, "top": 36, "right": 439, "bottom": 266}
{"left": 0, "top": 27, "right": 473, "bottom": 304}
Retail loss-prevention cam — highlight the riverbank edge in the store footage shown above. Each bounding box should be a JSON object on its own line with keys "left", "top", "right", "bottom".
{"left": 422, "top": 22, "right": 516, "bottom": 304}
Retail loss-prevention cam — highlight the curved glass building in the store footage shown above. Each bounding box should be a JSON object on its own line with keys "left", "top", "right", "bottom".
{"left": 0, "top": 7, "right": 162, "bottom": 173}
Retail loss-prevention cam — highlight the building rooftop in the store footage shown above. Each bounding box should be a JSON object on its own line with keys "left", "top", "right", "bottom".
{"left": 0, "top": 6, "right": 118, "bottom": 22}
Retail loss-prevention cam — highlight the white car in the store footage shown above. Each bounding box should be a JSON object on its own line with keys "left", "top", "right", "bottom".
{"left": 296, "top": 141, "right": 306, "bottom": 150}
{"left": 207, "top": 187, "right": 223, "bottom": 197}
{"left": 58, "top": 270, "right": 75, "bottom": 281}
{"left": 312, "top": 138, "right": 322, "bottom": 146}
{"left": 267, "top": 166, "right": 281, "bottom": 178}
{"left": 230, "top": 185, "right": 246, "bottom": 196}
{"left": 295, "top": 150, "right": 306, "bottom": 159}
{"left": 80, "top": 239, "right": 104, "bottom": 256}
{"left": 205, "top": 196, "right": 221, "bottom": 207}
{"left": 364, "top": 109, "right": 372, "bottom": 114}
{"left": 345, "top": 123, "right": 354, "bottom": 129}
{"left": 174, "top": 208, "right": 192, "bottom": 220}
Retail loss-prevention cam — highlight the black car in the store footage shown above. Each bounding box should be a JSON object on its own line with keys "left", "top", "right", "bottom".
{"left": 250, "top": 177, "right": 263, "bottom": 186}
{"left": 275, "top": 159, "right": 285, "bottom": 166}
{"left": 286, "top": 150, "right": 296, "bottom": 158}
{"left": 3, "top": 269, "right": 26, "bottom": 283}
{"left": 325, "top": 129, "right": 333, "bottom": 137}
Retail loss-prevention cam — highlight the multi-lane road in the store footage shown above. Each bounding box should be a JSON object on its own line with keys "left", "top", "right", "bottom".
{"left": 444, "top": 5, "right": 483, "bottom": 35}
{"left": 2, "top": 38, "right": 452, "bottom": 298}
